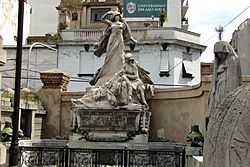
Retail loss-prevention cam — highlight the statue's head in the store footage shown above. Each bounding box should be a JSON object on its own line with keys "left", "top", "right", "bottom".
{"left": 215, "top": 52, "right": 227, "bottom": 61}
{"left": 111, "top": 11, "right": 121, "bottom": 22}
{"left": 214, "top": 41, "right": 237, "bottom": 60}
{"left": 124, "top": 53, "right": 135, "bottom": 63}
{"left": 214, "top": 41, "right": 230, "bottom": 54}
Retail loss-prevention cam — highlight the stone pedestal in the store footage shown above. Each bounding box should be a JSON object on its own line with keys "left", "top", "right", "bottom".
{"left": 71, "top": 108, "right": 151, "bottom": 143}
{"left": 0, "top": 143, "right": 7, "bottom": 165}
{"left": 186, "top": 146, "right": 203, "bottom": 167}
{"left": 38, "top": 69, "right": 70, "bottom": 138}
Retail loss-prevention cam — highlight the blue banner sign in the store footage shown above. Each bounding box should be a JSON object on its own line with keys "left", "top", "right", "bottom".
{"left": 123, "top": 0, "right": 167, "bottom": 17}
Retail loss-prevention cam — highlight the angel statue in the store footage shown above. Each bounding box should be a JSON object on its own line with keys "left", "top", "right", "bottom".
{"left": 72, "top": 11, "right": 154, "bottom": 110}
{"left": 90, "top": 10, "right": 137, "bottom": 86}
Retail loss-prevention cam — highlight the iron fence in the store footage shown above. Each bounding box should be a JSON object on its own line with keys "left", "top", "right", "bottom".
{"left": 19, "top": 144, "right": 186, "bottom": 167}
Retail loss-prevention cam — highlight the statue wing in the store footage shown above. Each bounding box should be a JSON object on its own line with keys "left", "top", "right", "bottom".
{"left": 137, "top": 65, "right": 153, "bottom": 85}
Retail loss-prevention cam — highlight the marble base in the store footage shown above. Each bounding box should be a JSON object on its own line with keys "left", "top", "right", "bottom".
{"left": 0, "top": 143, "right": 7, "bottom": 165}
{"left": 71, "top": 108, "right": 151, "bottom": 142}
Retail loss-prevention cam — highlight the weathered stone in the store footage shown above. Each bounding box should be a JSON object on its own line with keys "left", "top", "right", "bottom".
{"left": 72, "top": 108, "right": 151, "bottom": 142}
{"left": 38, "top": 69, "right": 71, "bottom": 138}
{"left": 186, "top": 146, "right": 203, "bottom": 156}
{"left": 187, "top": 156, "right": 203, "bottom": 167}
{"left": 157, "top": 128, "right": 165, "bottom": 139}
{"left": 204, "top": 85, "right": 250, "bottom": 167}
{"left": 71, "top": 11, "right": 154, "bottom": 110}
{"left": 208, "top": 41, "right": 242, "bottom": 118}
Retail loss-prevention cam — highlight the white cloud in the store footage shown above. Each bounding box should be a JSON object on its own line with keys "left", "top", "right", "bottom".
{"left": 187, "top": 0, "right": 250, "bottom": 62}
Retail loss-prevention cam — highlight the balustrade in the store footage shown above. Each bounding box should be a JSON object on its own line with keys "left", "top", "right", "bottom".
{"left": 60, "top": 27, "right": 200, "bottom": 44}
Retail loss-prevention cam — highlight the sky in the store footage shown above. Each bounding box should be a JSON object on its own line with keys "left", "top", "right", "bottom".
{"left": 187, "top": 0, "right": 250, "bottom": 62}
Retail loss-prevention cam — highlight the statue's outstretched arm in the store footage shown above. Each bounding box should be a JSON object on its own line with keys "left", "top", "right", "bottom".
{"left": 101, "top": 11, "right": 113, "bottom": 25}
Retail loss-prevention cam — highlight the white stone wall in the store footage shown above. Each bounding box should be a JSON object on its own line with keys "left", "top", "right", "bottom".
{"left": 58, "top": 45, "right": 99, "bottom": 91}
{"left": 2, "top": 46, "right": 57, "bottom": 91}
{"left": 129, "top": 44, "right": 201, "bottom": 88}
{"left": 29, "top": 0, "right": 60, "bottom": 36}
{"left": 2, "top": 41, "right": 202, "bottom": 92}
{"left": 166, "top": 0, "right": 182, "bottom": 28}
{"left": 57, "top": 43, "right": 201, "bottom": 91}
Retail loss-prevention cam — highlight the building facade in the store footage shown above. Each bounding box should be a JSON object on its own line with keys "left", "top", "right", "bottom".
{"left": 1, "top": 45, "right": 57, "bottom": 91}
{"left": 231, "top": 18, "right": 250, "bottom": 75}
{"left": 29, "top": 0, "right": 61, "bottom": 36}
{"left": 58, "top": 0, "right": 189, "bottom": 30}
{"left": 0, "top": 0, "right": 30, "bottom": 45}
{"left": 55, "top": 0, "right": 204, "bottom": 91}
{"left": 1, "top": 0, "right": 205, "bottom": 92}
{"left": 59, "top": 27, "right": 205, "bottom": 91}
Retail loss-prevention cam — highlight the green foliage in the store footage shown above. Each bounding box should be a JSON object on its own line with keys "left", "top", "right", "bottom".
{"left": 159, "top": 9, "right": 167, "bottom": 21}
{"left": 1, "top": 88, "right": 14, "bottom": 100}
{"left": 20, "top": 90, "right": 40, "bottom": 102}
{"left": 53, "top": 136, "right": 69, "bottom": 140}
{"left": 59, "top": 22, "right": 68, "bottom": 30}
{"left": 60, "top": 0, "right": 83, "bottom": 10}
{"left": 47, "top": 33, "right": 62, "bottom": 42}
{"left": 159, "top": 9, "right": 167, "bottom": 27}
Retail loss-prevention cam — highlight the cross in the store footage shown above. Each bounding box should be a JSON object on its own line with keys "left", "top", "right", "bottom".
{"left": 215, "top": 25, "right": 224, "bottom": 41}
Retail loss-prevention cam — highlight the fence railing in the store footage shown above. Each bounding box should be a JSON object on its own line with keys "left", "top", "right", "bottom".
{"left": 19, "top": 143, "right": 186, "bottom": 167}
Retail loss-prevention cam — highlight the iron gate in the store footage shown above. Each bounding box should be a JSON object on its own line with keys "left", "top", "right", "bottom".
{"left": 19, "top": 144, "right": 186, "bottom": 167}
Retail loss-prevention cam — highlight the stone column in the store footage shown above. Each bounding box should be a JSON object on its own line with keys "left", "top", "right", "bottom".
{"left": 38, "top": 68, "right": 70, "bottom": 138}
{"left": 166, "top": 0, "right": 181, "bottom": 28}
{"left": 0, "top": 36, "right": 7, "bottom": 164}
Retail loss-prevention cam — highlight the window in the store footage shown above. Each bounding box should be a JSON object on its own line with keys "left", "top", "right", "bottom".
{"left": 91, "top": 8, "right": 111, "bottom": 22}
{"left": 159, "top": 50, "right": 170, "bottom": 77}
{"left": 72, "top": 12, "right": 78, "bottom": 21}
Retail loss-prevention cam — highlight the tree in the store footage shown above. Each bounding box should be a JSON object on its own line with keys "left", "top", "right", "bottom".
{"left": 159, "top": 9, "right": 167, "bottom": 27}
{"left": 60, "top": 0, "right": 83, "bottom": 11}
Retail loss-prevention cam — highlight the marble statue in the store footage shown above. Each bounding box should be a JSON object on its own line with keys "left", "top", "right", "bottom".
{"left": 204, "top": 85, "right": 250, "bottom": 167}
{"left": 90, "top": 11, "right": 137, "bottom": 86}
{"left": 72, "top": 53, "right": 153, "bottom": 110}
{"left": 72, "top": 11, "right": 153, "bottom": 110}
{"left": 208, "top": 41, "right": 242, "bottom": 119}
{"left": 203, "top": 41, "right": 247, "bottom": 167}
{"left": 71, "top": 11, "right": 153, "bottom": 141}
{"left": 121, "top": 53, "right": 148, "bottom": 107}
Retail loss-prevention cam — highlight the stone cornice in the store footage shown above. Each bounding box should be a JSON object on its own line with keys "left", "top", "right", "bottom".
{"left": 40, "top": 69, "right": 70, "bottom": 91}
